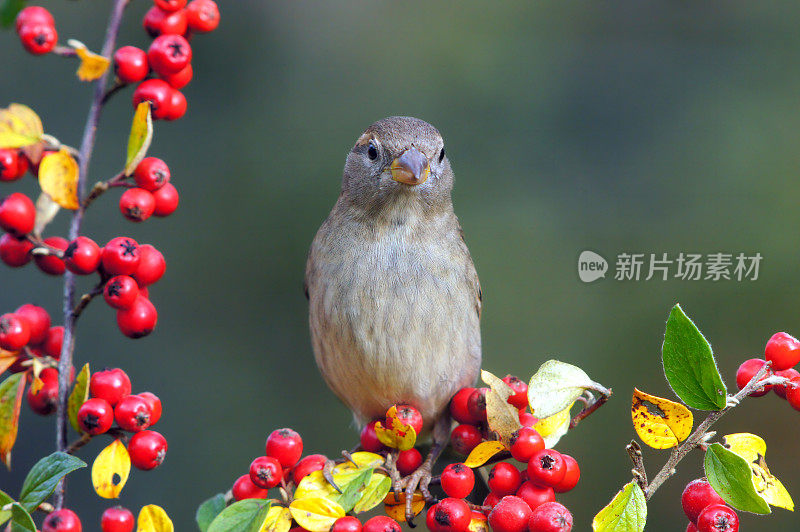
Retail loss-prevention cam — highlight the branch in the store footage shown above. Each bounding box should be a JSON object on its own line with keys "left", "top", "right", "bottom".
{"left": 570, "top": 385, "right": 612, "bottom": 429}
{"left": 54, "top": 0, "right": 131, "bottom": 510}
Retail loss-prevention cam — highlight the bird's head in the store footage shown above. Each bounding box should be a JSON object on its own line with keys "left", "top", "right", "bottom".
{"left": 340, "top": 116, "right": 453, "bottom": 216}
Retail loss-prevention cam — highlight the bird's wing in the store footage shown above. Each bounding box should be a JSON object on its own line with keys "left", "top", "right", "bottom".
{"left": 457, "top": 223, "right": 482, "bottom": 320}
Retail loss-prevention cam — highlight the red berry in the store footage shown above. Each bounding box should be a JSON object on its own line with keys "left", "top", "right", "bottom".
{"left": 502, "top": 375, "right": 528, "bottom": 409}
{"left": 137, "top": 392, "right": 162, "bottom": 425}
{"left": 43, "top": 508, "right": 82, "bottom": 532}
{"left": 231, "top": 473, "right": 267, "bottom": 500}
{"left": 161, "top": 63, "right": 192, "bottom": 89}
{"left": 266, "top": 428, "right": 303, "bottom": 468}
{"left": 119, "top": 188, "right": 156, "bottom": 222}
{"left": 185, "top": 0, "right": 220, "bottom": 33}
{"left": 362, "top": 516, "right": 400, "bottom": 532}
{"left": 439, "top": 462, "right": 473, "bottom": 499}
{"left": 360, "top": 420, "right": 385, "bottom": 452}
{"left": 785, "top": 377, "right": 800, "bottom": 411}
{"left": 467, "top": 387, "right": 488, "bottom": 423}
{"left": 14, "top": 304, "right": 50, "bottom": 346}
{"left": 133, "top": 79, "right": 174, "bottom": 120}
{"left": 102, "top": 237, "right": 141, "bottom": 275}
{"left": 519, "top": 412, "right": 539, "bottom": 428}
{"left": 527, "top": 449, "right": 566, "bottom": 488}
{"left": 774, "top": 368, "right": 800, "bottom": 399}
{"left": 394, "top": 404, "right": 423, "bottom": 434}
{"left": 696, "top": 504, "right": 738, "bottom": 532}
{"left": 148, "top": 34, "right": 192, "bottom": 76}
{"left": 115, "top": 394, "right": 152, "bottom": 432}
{"left": 735, "top": 358, "right": 772, "bottom": 397}
{"left": 132, "top": 244, "right": 166, "bottom": 286}
{"left": 35, "top": 236, "right": 69, "bottom": 275}
{"left": 509, "top": 427, "right": 545, "bottom": 462}
{"left": 128, "top": 430, "right": 167, "bottom": 470}
{"left": 515, "top": 481, "right": 554, "bottom": 513}
{"left": 0, "top": 233, "right": 33, "bottom": 267}
{"left": 292, "top": 454, "right": 327, "bottom": 484}
{"left": 64, "top": 236, "right": 101, "bottom": 275}
{"left": 101, "top": 506, "right": 134, "bottom": 532}
{"left": 450, "top": 387, "right": 478, "bottom": 424}
{"left": 143, "top": 6, "right": 188, "bottom": 37}
{"left": 155, "top": 0, "right": 187, "bottom": 12}
{"left": 396, "top": 448, "right": 423, "bottom": 476}
{"left": 77, "top": 398, "right": 114, "bottom": 435}
{"left": 113, "top": 46, "right": 149, "bottom": 84}
{"left": 164, "top": 89, "right": 187, "bottom": 121}
{"left": 249, "top": 455, "right": 283, "bottom": 489}
{"left": 483, "top": 493, "right": 500, "bottom": 510}
{"left": 488, "top": 462, "right": 522, "bottom": 497}
{"left": 116, "top": 296, "right": 158, "bottom": 338}
{"left": 19, "top": 23, "right": 58, "bottom": 55}
{"left": 134, "top": 157, "right": 170, "bottom": 191}
{"left": 426, "top": 498, "right": 470, "bottom": 532}
{"left": 89, "top": 368, "right": 131, "bottom": 406}
{"left": 765, "top": 332, "right": 800, "bottom": 371}
{"left": 450, "top": 424, "right": 482, "bottom": 455}
{"left": 0, "top": 313, "right": 30, "bottom": 350}
{"left": 152, "top": 182, "right": 179, "bottom": 217}
{"left": 104, "top": 275, "right": 140, "bottom": 310}
{"left": 0, "top": 192, "right": 35, "bottom": 235}
{"left": 553, "top": 454, "right": 580, "bottom": 493}
{"left": 0, "top": 149, "right": 26, "bottom": 181}
{"left": 681, "top": 478, "right": 725, "bottom": 523}
{"left": 16, "top": 6, "right": 54, "bottom": 32}
{"left": 488, "top": 495, "right": 532, "bottom": 532}
{"left": 331, "top": 516, "right": 362, "bottom": 532}
{"left": 43, "top": 326, "right": 64, "bottom": 359}
{"left": 528, "top": 501, "right": 572, "bottom": 532}
{"left": 27, "top": 367, "right": 59, "bottom": 415}
{"left": 686, "top": 524, "right": 698, "bottom": 532}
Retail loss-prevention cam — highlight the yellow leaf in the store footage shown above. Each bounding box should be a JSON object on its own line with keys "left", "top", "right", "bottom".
{"left": 34, "top": 192, "right": 61, "bottom": 236}
{"left": 0, "top": 350, "right": 20, "bottom": 375}
{"left": 288, "top": 497, "right": 345, "bottom": 532}
{"left": 92, "top": 439, "right": 131, "bottom": 498}
{"left": 258, "top": 505, "right": 291, "bottom": 532}
{"left": 0, "top": 373, "right": 27, "bottom": 469}
{"left": 482, "top": 370, "right": 522, "bottom": 446}
{"left": 352, "top": 473, "right": 391, "bottom": 513}
{"left": 534, "top": 402, "right": 573, "bottom": 448}
{"left": 39, "top": 149, "right": 79, "bottom": 210}
{"left": 68, "top": 40, "right": 111, "bottom": 82}
{"left": 463, "top": 441, "right": 506, "bottom": 468}
{"left": 334, "top": 452, "right": 384, "bottom": 472}
{"left": 294, "top": 470, "right": 337, "bottom": 501}
{"left": 125, "top": 102, "right": 153, "bottom": 176}
{"left": 723, "top": 433, "right": 795, "bottom": 511}
{"left": 137, "top": 504, "right": 174, "bottom": 532}
{"left": 375, "top": 405, "right": 417, "bottom": 451}
{"left": 468, "top": 512, "right": 489, "bottom": 532}
{"left": 631, "top": 388, "right": 693, "bottom": 449}
{"left": 67, "top": 363, "right": 90, "bottom": 434}
{"left": 0, "top": 103, "right": 43, "bottom": 148}
{"left": 383, "top": 491, "right": 424, "bottom": 522}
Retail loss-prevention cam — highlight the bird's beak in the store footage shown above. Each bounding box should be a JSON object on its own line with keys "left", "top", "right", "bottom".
{"left": 390, "top": 147, "right": 430, "bottom": 186}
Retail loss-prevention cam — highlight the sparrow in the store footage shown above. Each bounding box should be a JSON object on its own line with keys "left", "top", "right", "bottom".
{"left": 305, "top": 116, "right": 482, "bottom": 518}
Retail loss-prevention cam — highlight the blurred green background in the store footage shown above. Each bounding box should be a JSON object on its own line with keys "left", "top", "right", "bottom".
{"left": 2, "top": 0, "right": 800, "bottom": 529}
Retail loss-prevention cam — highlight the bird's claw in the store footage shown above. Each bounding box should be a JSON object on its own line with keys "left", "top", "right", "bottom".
{"left": 400, "top": 460, "right": 436, "bottom": 527}
{"left": 322, "top": 459, "right": 341, "bottom": 493}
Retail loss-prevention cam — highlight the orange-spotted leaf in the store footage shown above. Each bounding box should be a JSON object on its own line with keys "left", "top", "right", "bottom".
{"left": 259, "top": 505, "right": 291, "bottom": 532}
{"left": 67, "top": 40, "right": 111, "bottom": 82}
{"left": 723, "top": 433, "right": 794, "bottom": 511}
{"left": 0, "top": 103, "right": 43, "bottom": 148}
{"left": 125, "top": 102, "right": 153, "bottom": 175}
{"left": 468, "top": 512, "right": 489, "bottom": 532}
{"left": 92, "top": 439, "right": 130, "bottom": 498}
{"left": 0, "top": 350, "right": 20, "bottom": 374}
{"left": 383, "top": 491, "right": 425, "bottom": 522}
{"left": 39, "top": 149, "right": 79, "bottom": 210}
{"left": 464, "top": 441, "right": 506, "bottom": 468}
{"left": 632, "top": 388, "right": 693, "bottom": 449}
{"left": 288, "top": 497, "right": 345, "bottom": 532}
{"left": 137, "top": 504, "right": 174, "bottom": 532}
{"left": 374, "top": 405, "right": 417, "bottom": 451}
{"left": 67, "top": 364, "right": 90, "bottom": 433}
{"left": 0, "top": 372, "right": 27, "bottom": 469}
{"left": 482, "top": 370, "right": 522, "bottom": 446}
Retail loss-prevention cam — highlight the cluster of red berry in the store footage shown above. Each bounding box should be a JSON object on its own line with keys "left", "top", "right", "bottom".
{"left": 737, "top": 331, "right": 800, "bottom": 408}
{"left": 14, "top": 6, "right": 58, "bottom": 55}
{"left": 681, "top": 478, "right": 738, "bottom": 532}
{"left": 117, "top": 0, "right": 219, "bottom": 121}
{"left": 42, "top": 505, "right": 136, "bottom": 532}
{"left": 119, "top": 157, "right": 179, "bottom": 223}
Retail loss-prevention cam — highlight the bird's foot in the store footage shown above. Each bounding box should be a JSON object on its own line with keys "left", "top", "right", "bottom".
{"left": 382, "top": 450, "right": 436, "bottom": 527}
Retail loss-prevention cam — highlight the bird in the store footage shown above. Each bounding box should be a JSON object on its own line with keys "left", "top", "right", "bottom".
{"left": 304, "top": 116, "right": 482, "bottom": 519}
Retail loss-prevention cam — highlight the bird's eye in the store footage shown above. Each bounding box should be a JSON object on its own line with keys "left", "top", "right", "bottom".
{"left": 438, "top": 147, "right": 445, "bottom": 163}
{"left": 367, "top": 143, "right": 378, "bottom": 160}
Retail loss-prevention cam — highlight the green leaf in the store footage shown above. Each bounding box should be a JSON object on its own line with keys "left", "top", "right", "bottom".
{"left": 0, "top": 372, "right": 26, "bottom": 469}
{"left": 592, "top": 481, "right": 647, "bottom": 531}
{"left": 125, "top": 102, "right": 153, "bottom": 175}
{"left": 9, "top": 503, "right": 35, "bottom": 532}
{"left": 352, "top": 473, "right": 392, "bottom": 513}
{"left": 333, "top": 467, "right": 373, "bottom": 513}
{"left": 207, "top": 499, "right": 270, "bottom": 532}
{"left": 0, "top": 0, "right": 25, "bottom": 28}
{"left": 68, "top": 363, "right": 90, "bottom": 433}
{"left": 704, "top": 443, "right": 771, "bottom": 514}
{"left": 528, "top": 359, "right": 597, "bottom": 418}
{"left": 18, "top": 452, "right": 87, "bottom": 512}
{"left": 661, "top": 304, "right": 727, "bottom": 410}
{"left": 0, "top": 489, "right": 14, "bottom": 526}
{"left": 196, "top": 494, "right": 226, "bottom": 532}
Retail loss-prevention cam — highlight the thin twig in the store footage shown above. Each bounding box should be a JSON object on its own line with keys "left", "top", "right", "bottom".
{"left": 101, "top": 81, "right": 126, "bottom": 105}
{"left": 52, "top": 45, "right": 77, "bottom": 57}
{"left": 626, "top": 440, "right": 647, "bottom": 490}
{"left": 71, "top": 284, "right": 105, "bottom": 318}
{"left": 54, "top": 0, "right": 131, "bottom": 510}
{"left": 570, "top": 386, "right": 612, "bottom": 429}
